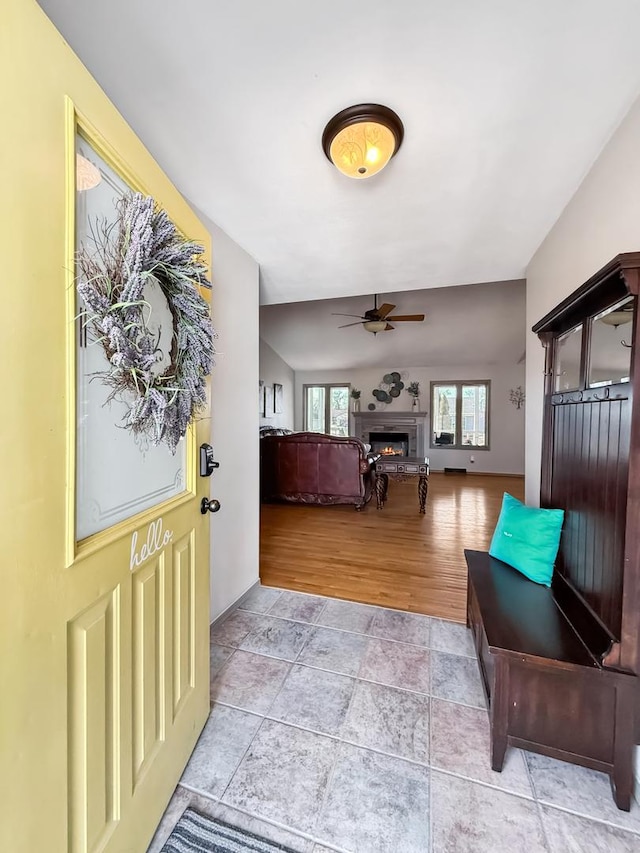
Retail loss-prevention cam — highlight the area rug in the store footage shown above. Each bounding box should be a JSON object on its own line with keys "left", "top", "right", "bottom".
{"left": 161, "top": 808, "right": 303, "bottom": 853}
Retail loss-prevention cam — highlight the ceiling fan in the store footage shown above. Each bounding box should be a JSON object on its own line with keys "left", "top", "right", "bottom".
{"left": 333, "top": 294, "right": 425, "bottom": 334}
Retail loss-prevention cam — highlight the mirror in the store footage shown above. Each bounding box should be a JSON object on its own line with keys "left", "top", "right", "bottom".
{"left": 554, "top": 325, "right": 582, "bottom": 392}
{"left": 589, "top": 297, "right": 634, "bottom": 387}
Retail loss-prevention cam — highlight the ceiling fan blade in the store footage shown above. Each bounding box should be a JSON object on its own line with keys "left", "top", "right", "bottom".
{"left": 338, "top": 321, "right": 366, "bottom": 328}
{"left": 376, "top": 303, "right": 396, "bottom": 319}
{"left": 331, "top": 313, "right": 366, "bottom": 318}
{"left": 384, "top": 323, "right": 395, "bottom": 331}
{"left": 385, "top": 314, "right": 425, "bottom": 322}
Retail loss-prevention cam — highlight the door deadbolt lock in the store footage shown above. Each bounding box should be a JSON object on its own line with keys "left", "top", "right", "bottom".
{"left": 199, "top": 443, "right": 220, "bottom": 477}
{"left": 201, "top": 497, "right": 221, "bottom": 514}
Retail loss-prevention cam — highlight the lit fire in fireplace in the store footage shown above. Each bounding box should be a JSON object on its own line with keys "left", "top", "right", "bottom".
{"left": 380, "top": 446, "right": 404, "bottom": 456}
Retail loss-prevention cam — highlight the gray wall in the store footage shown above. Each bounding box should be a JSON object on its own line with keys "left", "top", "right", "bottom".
{"left": 259, "top": 338, "right": 295, "bottom": 431}
{"left": 295, "top": 363, "right": 525, "bottom": 475}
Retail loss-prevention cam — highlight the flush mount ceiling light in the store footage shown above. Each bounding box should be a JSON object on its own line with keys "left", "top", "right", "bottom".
{"left": 322, "top": 104, "right": 404, "bottom": 179}
{"left": 599, "top": 307, "right": 633, "bottom": 327}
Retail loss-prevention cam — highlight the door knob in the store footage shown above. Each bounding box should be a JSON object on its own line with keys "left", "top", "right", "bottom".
{"left": 201, "top": 497, "right": 221, "bottom": 514}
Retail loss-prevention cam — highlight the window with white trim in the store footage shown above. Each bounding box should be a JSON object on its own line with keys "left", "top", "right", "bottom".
{"left": 303, "top": 384, "right": 350, "bottom": 436}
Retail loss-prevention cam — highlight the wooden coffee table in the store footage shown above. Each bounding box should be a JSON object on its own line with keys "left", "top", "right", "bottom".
{"left": 374, "top": 456, "right": 430, "bottom": 513}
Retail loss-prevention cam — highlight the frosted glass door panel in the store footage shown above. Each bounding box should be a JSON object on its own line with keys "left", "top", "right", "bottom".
{"left": 76, "top": 136, "right": 187, "bottom": 541}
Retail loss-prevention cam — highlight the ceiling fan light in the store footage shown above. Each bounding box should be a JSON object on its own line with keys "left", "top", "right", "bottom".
{"left": 364, "top": 320, "right": 387, "bottom": 333}
{"left": 322, "top": 104, "right": 404, "bottom": 180}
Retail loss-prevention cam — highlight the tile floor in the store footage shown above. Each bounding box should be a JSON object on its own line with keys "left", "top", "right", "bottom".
{"left": 149, "top": 586, "right": 640, "bottom": 853}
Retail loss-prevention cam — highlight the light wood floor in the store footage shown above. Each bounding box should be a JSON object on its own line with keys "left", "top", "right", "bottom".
{"left": 260, "top": 473, "right": 524, "bottom": 623}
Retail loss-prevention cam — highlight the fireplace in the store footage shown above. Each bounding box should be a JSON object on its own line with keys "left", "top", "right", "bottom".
{"left": 369, "top": 431, "right": 409, "bottom": 457}
{"left": 354, "top": 411, "right": 428, "bottom": 457}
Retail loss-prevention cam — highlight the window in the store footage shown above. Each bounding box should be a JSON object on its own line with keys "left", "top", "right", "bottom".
{"left": 303, "top": 384, "right": 350, "bottom": 436}
{"left": 431, "top": 381, "right": 490, "bottom": 449}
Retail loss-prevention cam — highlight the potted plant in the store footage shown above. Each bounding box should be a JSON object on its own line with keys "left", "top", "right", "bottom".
{"left": 351, "top": 387, "right": 361, "bottom": 412}
{"left": 407, "top": 381, "right": 420, "bottom": 411}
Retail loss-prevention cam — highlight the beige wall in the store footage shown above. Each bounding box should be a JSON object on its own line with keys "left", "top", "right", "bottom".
{"left": 525, "top": 93, "right": 640, "bottom": 795}
{"left": 526, "top": 93, "right": 640, "bottom": 504}
{"left": 196, "top": 209, "right": 261, "bottom": 620}
{"left": 259, "top": 338, "right": 295, "bottom": 431}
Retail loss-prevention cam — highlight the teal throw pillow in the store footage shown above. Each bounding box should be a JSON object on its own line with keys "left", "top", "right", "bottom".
{"left": 489, "top": 493, "right": 564, "bottom": 587}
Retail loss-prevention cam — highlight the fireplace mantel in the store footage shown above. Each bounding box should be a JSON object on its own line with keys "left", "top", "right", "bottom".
{"left": 353, "top": 410, "right": 429, "bottom": 457}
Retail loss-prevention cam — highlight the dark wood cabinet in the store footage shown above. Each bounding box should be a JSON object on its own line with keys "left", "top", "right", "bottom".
{"left": 466, "top": 254, "right": 640, "bottom": 810}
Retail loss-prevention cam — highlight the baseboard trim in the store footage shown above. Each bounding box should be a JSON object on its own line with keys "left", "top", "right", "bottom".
{"left": 429, "top": 470, "right": 524, "bottom": 478}
{"left": 210, "top": 578, "right": 260, "bottom": 629}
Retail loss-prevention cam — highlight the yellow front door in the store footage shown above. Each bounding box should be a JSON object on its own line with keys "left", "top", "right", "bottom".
{"left": 1, "top": 2, "right": 211, "bottom": 851}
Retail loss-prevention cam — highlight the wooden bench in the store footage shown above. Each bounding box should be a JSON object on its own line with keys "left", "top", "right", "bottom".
{"left": 465, "top": 549, "right": 637, "bottom": 810}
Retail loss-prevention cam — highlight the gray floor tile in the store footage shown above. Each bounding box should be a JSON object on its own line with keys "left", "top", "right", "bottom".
{"left": 341, "top": 680, "right": 429, "bottom": 763}
{"left": 297, "top": 627, "right": 369, "bottom": 677}
{"left": 431, "top": 771, "right": 548, "bottom": 853}
{"left": 211, "top": 650, "right": 290, "bottom": 714}
{"left": 147, "top": 786, "right": 192, "bottom": 853}
{"left": 367, "top": 608, "right": 431, "bottom": 647}
{"left": 210, "top": 610, "right": 269, "bottom": 647}
{"left": 269, "top": 665, "right": 355, "bottom": 735}
{"left": 526, "top": 753, "right": 640, "bottom": 833}
{"left": 316, "top": 599, "right": 378, "bottom": 634}
{"left": 148, "top": 786, "right": 314, "bottom": 853}
{"left": 223, "top": 719, "right": 338, "bottom": 834}
{"left": 430, "top": 698, "right": 532, "bottom": 796}
{"left": 430, "top": 649, "right": 485, "bottom": 708}
{"left": 240, "top": 616, "right": 314, "bottom": 661}
{"left": 267, "top": 591, "right": 327, "bottom": 623}
{"left": 210, "top": 643, "right": 234, "bottom": 679}
{"left": 238, "top": 585, "right": 283, "bottom": 614}
{"left": 180, "top": 704, "right": 261, "bottom": 797}
{"left": 317, "top": 743, "right": 430, "bottom": 853}
{"left": 430, "top": 618, "right": 475, "bottom": 657}
{"left": 359, "top": 637, "right": 430, "bottom": 693}
{"left": 542, "top": 805, "right": 640, "bottom": 852}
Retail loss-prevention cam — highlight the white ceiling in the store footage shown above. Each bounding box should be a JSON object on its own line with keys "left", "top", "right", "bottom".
{"left": 260, "top": 280, "right": 525, "bottom": 371}
{"left": 40, "top": 0, "right": 640, "bottom": 308}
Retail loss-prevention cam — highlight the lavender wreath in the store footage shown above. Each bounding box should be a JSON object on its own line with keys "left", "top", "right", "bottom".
{"left": 76, "top": 193, "right": 216, "bottom": 453}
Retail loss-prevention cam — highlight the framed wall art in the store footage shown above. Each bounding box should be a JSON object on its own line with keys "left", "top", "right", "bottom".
{"left": 263, "top": 384, "right": 274, "bottom": 418}
{"left": 274, "top": 383, "right": 284, "bottom": 414}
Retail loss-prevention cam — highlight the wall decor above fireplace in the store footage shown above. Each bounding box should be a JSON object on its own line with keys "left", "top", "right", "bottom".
{"left": 369, "top": 371, "right": 405, "bottom": 408}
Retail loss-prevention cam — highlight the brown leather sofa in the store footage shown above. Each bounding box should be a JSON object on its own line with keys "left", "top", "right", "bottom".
{"left": 260, "top": 432, "right": 377, "bottom": 509}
